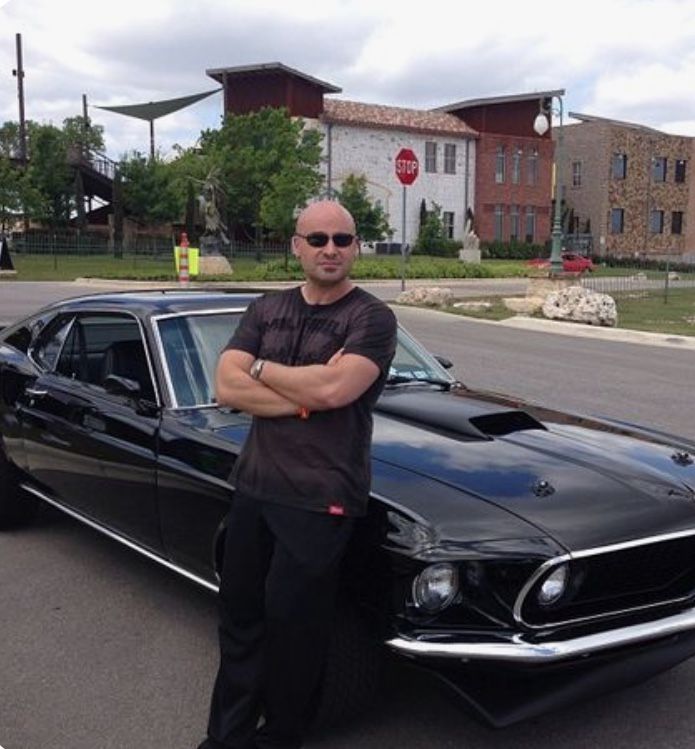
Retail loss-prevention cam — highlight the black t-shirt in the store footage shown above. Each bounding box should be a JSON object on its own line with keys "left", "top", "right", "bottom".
{"left": 226, "top": 286, "right": 397, "bottom": 516}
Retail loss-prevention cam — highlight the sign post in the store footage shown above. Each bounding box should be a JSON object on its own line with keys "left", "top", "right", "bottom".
{"left": 394, "top": 148, "right": 419, "bottom": 291}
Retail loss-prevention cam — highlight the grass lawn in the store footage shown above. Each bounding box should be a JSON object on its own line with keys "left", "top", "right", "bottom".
{"left": 612, "top": 288, "right": 695, "bottom": 337}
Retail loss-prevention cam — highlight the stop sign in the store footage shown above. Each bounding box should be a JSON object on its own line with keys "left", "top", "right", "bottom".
{"left": 395, "top": 148, "right": 419, "bottom": 185}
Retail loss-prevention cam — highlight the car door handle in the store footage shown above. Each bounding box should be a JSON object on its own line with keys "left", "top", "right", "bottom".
{"left": 25, "top": 387, "right": 48, "bottom": 398}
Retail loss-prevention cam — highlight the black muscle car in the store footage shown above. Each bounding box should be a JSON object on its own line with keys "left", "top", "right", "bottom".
{"left": 2, "top": 289, "right": 695, "bottom": 728}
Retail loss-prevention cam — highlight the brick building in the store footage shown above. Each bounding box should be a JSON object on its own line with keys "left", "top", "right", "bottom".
{"left": 560, "top": 113, "right": 695, "bottom": 259}
{"left": 207, "top": 63, "right": 559, "bottom": 245}
{"left": 436, "top": 92, "right": 562, "bottom": 245}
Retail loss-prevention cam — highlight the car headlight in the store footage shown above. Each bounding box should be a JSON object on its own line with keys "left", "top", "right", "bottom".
{"left": 412, "top": 563, "right": 459, "bottom": 613}
{"left": 538, "top": 564, "right": 569, "bottom": 606}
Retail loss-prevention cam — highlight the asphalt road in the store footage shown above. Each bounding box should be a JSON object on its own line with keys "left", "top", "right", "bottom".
{"left": 1, "top": 282, "right": 695, "bottom": 749}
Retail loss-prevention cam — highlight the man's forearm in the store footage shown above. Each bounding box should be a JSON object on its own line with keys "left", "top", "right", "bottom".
{"left": 216, "top": 366, "right": 299, "bottom": 417}
{"left": 258, "top": 360, "right": 340, "bottom": 410}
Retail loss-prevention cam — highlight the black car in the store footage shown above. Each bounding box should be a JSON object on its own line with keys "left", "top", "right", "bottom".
{"left": 2, "top": 289, "right": 695, "bottom": 727}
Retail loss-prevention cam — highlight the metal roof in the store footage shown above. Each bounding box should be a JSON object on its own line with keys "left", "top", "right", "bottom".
{"left": 206, "top": 62, "right": 342, "bottom": 94}
{"left": 434, "top": 89, "right": 566, "bottom": 113}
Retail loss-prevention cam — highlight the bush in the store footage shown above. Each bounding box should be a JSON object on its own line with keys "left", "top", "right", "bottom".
{"left": 481, "top": 240, "right": 546, "bottom": 260}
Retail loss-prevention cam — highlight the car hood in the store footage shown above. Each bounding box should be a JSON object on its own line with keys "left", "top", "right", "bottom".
{"left": 372, "top": 388, "right": 695, "bottom": 552}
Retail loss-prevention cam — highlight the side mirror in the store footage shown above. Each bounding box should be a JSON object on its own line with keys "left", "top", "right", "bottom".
{"left": 433, "top": 354, "right": 454, "bottom": 370}
{"left": 103, "top": 374, "right": 141, "bottom": 398}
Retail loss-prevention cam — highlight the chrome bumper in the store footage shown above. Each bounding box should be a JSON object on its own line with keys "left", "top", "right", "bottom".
{"left": 386, "top": 605, "right": 695, "bottom": 664}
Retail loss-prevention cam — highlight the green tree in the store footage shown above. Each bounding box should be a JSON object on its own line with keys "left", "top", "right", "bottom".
{"left": 0, "top": 121, "right": 21, "bottom": 158}
{"left": 415, "top": 201, "right": 457, "bottom": 256}
{"left": 62, "top": 115, "right": 106, "bottom": 156}
{"left": 336, "top": 174, "right": 391, "bottom": 242}
{"left": 23, "top": 122, "right": 73, "bottom": 226}
{"left": 193, "top": 107, "right": 323, "bottom": 240}
{"left": 118, "top": 152, "right": 182, "bottom": 225}
{"left": 0, "top": 157, "right": 23, "bottom": 231}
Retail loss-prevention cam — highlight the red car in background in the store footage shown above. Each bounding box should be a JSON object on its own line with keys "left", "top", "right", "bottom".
{"left": 528, "top": 252, "right": 595, "bottom": 273}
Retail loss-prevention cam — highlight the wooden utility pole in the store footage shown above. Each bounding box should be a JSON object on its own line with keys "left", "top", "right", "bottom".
{"left": 13, "top": 33, "right": 28, "bottom": 165}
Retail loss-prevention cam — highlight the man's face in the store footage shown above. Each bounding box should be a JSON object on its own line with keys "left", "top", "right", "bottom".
{"left": 292, "top": 205, "right": 358, "bottom": 287}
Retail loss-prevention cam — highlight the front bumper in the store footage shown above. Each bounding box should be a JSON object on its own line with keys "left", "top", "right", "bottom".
{"left": 387, "top": 604, "right": 695, "bottom": 664}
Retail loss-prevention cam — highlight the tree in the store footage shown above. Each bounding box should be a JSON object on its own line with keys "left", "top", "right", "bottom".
{"left": 415, "top": 201, "right": 451, "bottom": 255}
{"left": 336, "top": 175, "right": 392, "bottom": 242}
{"left": 23, "top": 122, "right": 73, "bottom": 226}
{"left": 62, "top": 115, "right": 106, "bottom": 157}
{"left": 193, "top": 107, "right": 323, "bottom": 240}
{"left": 118, "top": 152, "right": 182, "bottom": 225}
{"left": 0, "top": 157, "right": 23, "bottom": 232}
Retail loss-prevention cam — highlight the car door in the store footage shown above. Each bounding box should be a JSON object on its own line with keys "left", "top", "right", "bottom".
{"left": 19, "top": 311, "right": 163, "bottom": 552}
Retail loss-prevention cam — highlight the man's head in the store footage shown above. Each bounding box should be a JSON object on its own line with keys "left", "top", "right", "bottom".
{"left": 292, "top": 201, "right": 358, "bottom": 290}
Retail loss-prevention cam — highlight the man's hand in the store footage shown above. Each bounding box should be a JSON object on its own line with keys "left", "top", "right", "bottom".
{"left": 258, "top": 350, "right": 380, "bottom": 411}
{"left": 215, "top": 349, "right": 300, "bottom": 417}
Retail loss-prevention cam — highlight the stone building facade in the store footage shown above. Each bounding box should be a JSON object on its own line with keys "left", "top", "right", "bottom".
{"left": 560, "top": 113, "right": 695, "bottom": 259}
{"left": 207, "top": 63, "right": 559, "bottom": 246}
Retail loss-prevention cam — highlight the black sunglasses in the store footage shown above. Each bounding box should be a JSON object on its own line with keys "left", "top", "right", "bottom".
{"left": 295, "top": 232, "right": 356, "bottom": 248}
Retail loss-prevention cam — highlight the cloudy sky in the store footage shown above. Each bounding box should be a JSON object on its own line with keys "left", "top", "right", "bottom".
{"left": 2, "top": 0, "right": 694, "bottom": 159}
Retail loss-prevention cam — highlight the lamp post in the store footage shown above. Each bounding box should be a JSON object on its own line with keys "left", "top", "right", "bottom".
{"left": 533, "top": 95, "right": 564, "bottom": 275}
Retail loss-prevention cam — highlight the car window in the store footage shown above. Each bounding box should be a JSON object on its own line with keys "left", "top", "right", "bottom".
{"left": 31, "top": 315, "right": 75, "bottom": 370}
{"left": 157, "top": 312, "right": 240, "bottom": 408}
{"left": 54, "top": 313, "right": 156, "bottom": 401}
{"left": 390, "top": 327, "right": 454, "bottom": 382}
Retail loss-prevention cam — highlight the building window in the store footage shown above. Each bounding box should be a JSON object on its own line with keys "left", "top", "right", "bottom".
{"left": 612, "top": 153, "right": 627, "bottom": 179}
{"left": 610, "top": 208, "right": 624, "bottom": 234}
{"left": 652, "top": 157, "right": 667, "bottom": 182}
{"left": 672, "top": 211, "right": 683, "bottom": 235}
{"left": 527, "top": 148, "right": 538, "bottom": 185}
{"left": 512, "top": 146, "right": 522, "bottom": 184}
{"left": 650, "top": 209, "right": 664, "bottom": 234}
{"left": 444, "top": 144, "right": 456, "bottom": 174}
{"left": 442, "top": 211, "right": 455, "bottom": 239}
{"left": 572, "top": 161, "right": 582, "bottom": 187}
{"left": 524, "top": 206, "right": 535, "bottom": 243}
{"left": 425, "top": 142, "right": 437, "bottom": 173}
{"left": 675, "top": 159, "right": 687, "bottom": 183}
{"left": 494, "top": 205, "right": 504, "bottom": 240}
{"left": 510, "top": 205, "right": 520, "bottom": 241}
{"left": 495, "top": 146, "right": 506, "bottom": 183}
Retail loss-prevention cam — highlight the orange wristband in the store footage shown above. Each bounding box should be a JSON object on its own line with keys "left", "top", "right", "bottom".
{"left": 297, "top": 406, "right": 310, "bottom": 420}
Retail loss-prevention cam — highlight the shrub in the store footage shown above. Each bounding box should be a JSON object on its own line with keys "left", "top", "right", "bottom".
{"left": 481, "top": 240, "right": 546, "bottom": 260}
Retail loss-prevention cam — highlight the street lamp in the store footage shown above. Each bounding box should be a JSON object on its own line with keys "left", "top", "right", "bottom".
{"left": 533, "top": 95, "right": 564, "bottom": 275}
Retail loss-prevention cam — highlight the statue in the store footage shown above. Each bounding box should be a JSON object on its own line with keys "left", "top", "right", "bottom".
{"left": 195, "top": 169, "right": 230, "bottom": 254}
{"left": 191, "top": 168, "right": 233, "bottom": 275}
{"left": 459, "top": 208, "right": 481, "bottom": 263}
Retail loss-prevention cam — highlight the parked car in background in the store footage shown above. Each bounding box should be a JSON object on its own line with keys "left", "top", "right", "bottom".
{"left": 528, "top": 252, "right": 595, "bottom": 273}
{"left": 2, "top": 290, "right": 695, "bottom": 728}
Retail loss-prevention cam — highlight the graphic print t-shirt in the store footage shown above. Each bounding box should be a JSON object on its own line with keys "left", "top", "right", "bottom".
{"left": 226, "top": 286, "right": 397, "bottom": 516}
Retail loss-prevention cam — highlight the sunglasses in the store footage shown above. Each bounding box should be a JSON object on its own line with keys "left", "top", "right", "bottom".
{"left": 295, "top": 232, "right": 356, "bottom": 248}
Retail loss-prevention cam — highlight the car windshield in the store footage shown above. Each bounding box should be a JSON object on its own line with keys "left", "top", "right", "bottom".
{"left": 156, "top": 310, "right": 455, "bottom": 408}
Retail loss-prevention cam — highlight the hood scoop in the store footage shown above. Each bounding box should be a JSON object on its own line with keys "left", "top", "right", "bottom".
{"left": 375, "top": 391, "right": 546, "bottom": 441}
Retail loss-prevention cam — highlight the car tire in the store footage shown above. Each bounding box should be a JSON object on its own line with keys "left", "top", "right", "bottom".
{"left": 0, "top": 445, "right": 38, "bottom": 528}
{"left": 311, "top": 598, "right": 383, "bottom": 731}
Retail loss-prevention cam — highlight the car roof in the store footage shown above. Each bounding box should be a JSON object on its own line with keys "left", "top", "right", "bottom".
{"left": 42, "top": 288, "right": 266, "bottom": 319}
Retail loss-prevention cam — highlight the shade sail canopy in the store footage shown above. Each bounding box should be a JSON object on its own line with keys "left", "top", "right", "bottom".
{"left": 95, "top": 88, "right": 221, "bottom": 122}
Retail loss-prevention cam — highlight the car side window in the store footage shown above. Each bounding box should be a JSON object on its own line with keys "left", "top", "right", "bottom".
{"left": 54, "top": 313, "right": 156, "bottom": 402}
{"left": 31, "top": 315, "right": 75, "bottom": 371}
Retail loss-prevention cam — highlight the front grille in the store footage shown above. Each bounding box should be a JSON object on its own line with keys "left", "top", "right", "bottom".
{"left": 519, "top": 534, "right": 695, "bottom": 628}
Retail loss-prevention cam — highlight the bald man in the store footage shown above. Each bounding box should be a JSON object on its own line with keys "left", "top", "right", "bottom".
{"left": 198, "top": 201, "right": 397, "bottom": 749}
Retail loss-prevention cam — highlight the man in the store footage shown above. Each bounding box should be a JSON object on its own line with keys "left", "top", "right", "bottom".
{"left": 198, "top": 200, "right": 397, "bottom": 749}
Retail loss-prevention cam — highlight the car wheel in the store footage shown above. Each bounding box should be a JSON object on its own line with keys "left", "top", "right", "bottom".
{"left": 0, "top": 445, "right": 38, "bottom": 528}
{"left": 311, "top": 598, "right": 383, "bottom": 731}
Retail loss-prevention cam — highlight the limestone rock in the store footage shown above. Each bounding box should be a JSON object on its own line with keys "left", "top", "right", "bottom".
{"left": 503, "top": 297, "right": 543, "bottom": 314}
{"left": 396, "top": 286, "right": 454, "bottom": 307}
{"left": 453, "top": 300, "right": 492, "bottom": 310}
{"left": 542, "top": 285, "right": 618, "bottom": 327}
{"left": 198, "top": 255, "right": 233, "bottom": 276}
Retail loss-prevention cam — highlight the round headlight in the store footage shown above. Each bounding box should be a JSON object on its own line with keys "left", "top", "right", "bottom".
{"left": 537, "top": 564, "right": 569, "bottom": 606}
{"left": 412, "top": 563, "right": 459, "bottom": 613}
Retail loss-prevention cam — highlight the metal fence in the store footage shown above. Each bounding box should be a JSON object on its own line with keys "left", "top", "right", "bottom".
{"left": 582, "top": 258, "right": 695, "bottom": 302}
{"left": 8, "top": 232, "right": 291, "bottom": 262}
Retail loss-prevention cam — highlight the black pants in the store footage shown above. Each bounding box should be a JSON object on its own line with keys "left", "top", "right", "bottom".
{"left": 203, "top": 493, "right": 355, "bottom": 749}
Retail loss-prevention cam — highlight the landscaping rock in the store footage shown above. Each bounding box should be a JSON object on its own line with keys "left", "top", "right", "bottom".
{"left": 503, "top": 297, "right": 543, "bottom": 314}
{"left": 453, "top": 300, "right": 492, "bottom": 310}
{"left": 542, "top": 285, "right": 618, "bottom": 327}
{"left": 668, "top": 272, "right": 680, "bottom": 281}
{"left": 396, "top": 286, "right": 454, "bottom": 307}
